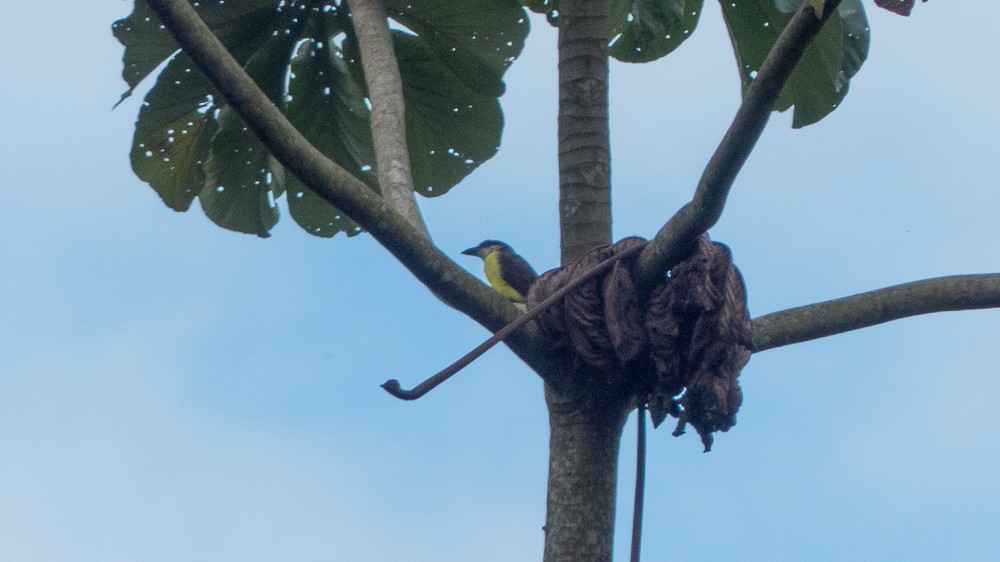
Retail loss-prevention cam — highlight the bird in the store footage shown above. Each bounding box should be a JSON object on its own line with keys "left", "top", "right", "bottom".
{"left": 462, "top": 240, "right": 539, "bottom": 304}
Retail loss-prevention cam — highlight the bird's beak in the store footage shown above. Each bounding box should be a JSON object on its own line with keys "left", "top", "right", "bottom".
{"left": 461, "top": 246, "right": 479, "bottom": 256}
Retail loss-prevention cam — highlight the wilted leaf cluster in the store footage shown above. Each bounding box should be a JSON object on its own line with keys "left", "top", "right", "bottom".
{"left": 527, "top": 236, "right": 752, "bottom": 451}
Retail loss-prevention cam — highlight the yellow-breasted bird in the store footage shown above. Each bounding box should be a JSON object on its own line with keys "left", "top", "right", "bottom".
{"left": 462, "top": 240, "right": 539, "bottom": 304}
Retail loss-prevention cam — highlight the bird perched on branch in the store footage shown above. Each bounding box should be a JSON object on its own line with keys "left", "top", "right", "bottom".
{"left": 462, "top": 240, "right": 539, "bottom": 304}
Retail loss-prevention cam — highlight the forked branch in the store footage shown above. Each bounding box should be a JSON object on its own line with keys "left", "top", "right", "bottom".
{"left": 635, "top": 0, "right": 844, "bottom": 287}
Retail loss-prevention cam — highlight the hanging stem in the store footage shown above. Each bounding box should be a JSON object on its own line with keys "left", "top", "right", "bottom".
{"left": 630, "top": 403, "right": 647, "bottom": 562}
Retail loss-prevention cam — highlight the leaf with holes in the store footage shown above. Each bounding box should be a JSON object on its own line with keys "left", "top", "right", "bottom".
{"left": 721, "top": 0, "right": 869, "bottom": 128}
{"left": 386, "top": 32, "right": 506, "bottom": 196}
{"left": 283, "top": 33, "right": 372, "bottom": 238}
{"left": 113, "top": 0, "right": 279, "bottom": 104}
{"left": 387, "top": 0, "right": 528, "bottom": 97}
{"left": 113, "top": 0, "right": 529, "bottom": 237}
{"left": 129, "top": 54, "right": 218, "bottom": 213}
{"left": 609, "top": 0, "right": 704, "bottom": 62}
{"left": 197, "top": 25, "right": 299, "bottom": 236}
{"left": 200, "top": 106, "right": 281, "bottom": 237}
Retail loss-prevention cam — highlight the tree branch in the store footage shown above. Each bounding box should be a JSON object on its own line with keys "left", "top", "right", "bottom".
{"left": 634, "top": 0, "right": 843, "bottom": 288}
{"left": 143, "top": 0, "right": 552, "bottom": 373}
{"left": 752, "top": 274, "right": 1000, "bottom": 352}
{"left": 382, "top": 240, "right": 649, "bottom": 400}
{"left": 346, "top": 0, "right": 428, "bottom": 236}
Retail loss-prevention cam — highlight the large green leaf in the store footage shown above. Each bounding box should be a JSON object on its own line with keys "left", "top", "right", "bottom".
{"left": 521, "top": 0, "right": 703, "bottom": 63}
{"left": 199, "top": 28, "right": 301, "bottom": 236}
{"left": 129, "top": 54, "right": 218, "bottom": 212}
{"left": 284, "top": 31, "right": 372, "bottom": 238}
{"left": 200, "top": 106, "right": 281, "bottom": 237}
{"left": 721, "top": 0, "right": 869, "bottom": 128}
{"left": 387, "top": 0, "right": 528, "bottom": 96}
{"left": 386, "top": 32, "right": 506, "bottom": 195}
{"left": 114, "top": 0, "right": 528, "bottom": 237}
{"left": 609, "top": 0, "right": 704, "bottom": 62}
{"left": 113, "top": 0, "right": 278, "bottom": 103}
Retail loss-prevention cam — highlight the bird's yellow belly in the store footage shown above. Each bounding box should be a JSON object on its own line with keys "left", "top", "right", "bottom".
{"left": 484, "top": 252, "right": 526, "bottom": 303}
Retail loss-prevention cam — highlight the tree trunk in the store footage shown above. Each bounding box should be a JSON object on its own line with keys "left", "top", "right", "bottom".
{"left": 547, "top": 0, "right": 619, "bottom": 558}
{"left": 557, "top": 0, "right": 612, "bottom": 265}
{"left": 543, "top": 385, "right": 629, "bottom": 562}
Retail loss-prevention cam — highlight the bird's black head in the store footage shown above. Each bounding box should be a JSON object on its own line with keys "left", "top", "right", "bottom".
{"left": 461, "top": 239, "right": 511, "bottom": 258}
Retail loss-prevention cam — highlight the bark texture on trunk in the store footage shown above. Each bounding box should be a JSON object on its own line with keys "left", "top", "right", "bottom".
{"left": 557, "top": 0, "right": 612, "bottom": 265}
{"left": 549, "top": 0, "right": 619, "bottom": 559}
{"left": 543, "top": 385, "right": 628, "bottom": 562}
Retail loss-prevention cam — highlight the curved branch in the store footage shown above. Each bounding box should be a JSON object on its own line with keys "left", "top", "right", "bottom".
{"left": 382, "top": 241, "right": 648, "bottom": 400}
{"left": 346, "top": 0, "right": 428, "bottom": 235}
{"left": 143, "top": 0, "right": 552, "bottom": 372}
{"left": 752, "top": 274, "right": 1000, "bottom": 352}
{"left": 634, "top": 0, "right": 843, "bottom": 288}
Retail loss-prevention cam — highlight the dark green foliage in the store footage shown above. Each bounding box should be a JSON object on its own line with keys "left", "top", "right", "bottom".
{"left": 520, "top": 0, "right": 868, "bottom": 127}
{"left": 722, "top": 0, "right": 870, "bottom": 128}
{"left": 114, "top": 0, "right": 528, "bottom": 237}
{"left": 115, "top": 0, "right": 870, "bottom": 237}
{"left": 608, "top": 0, "right": 704, "bottom": 62}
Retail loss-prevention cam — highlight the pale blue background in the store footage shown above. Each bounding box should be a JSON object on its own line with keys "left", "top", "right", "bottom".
{"left": 2, "top": 2, "right": 998, "bottom": 560}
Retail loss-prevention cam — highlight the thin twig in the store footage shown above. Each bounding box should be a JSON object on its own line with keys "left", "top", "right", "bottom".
{"left": 381, "top": 241, "right": 650, "bottom": 400}
{"left": 752, "top": 273, "right": 1000, "bottom": 352}
{"left": 635, "top": 0, "right": 844, "bottom": 288}
{"left": 346, "top": 0, "right": 428, "bottom": 235}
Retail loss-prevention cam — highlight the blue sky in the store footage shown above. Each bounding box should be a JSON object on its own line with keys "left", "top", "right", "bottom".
{"left": 1, "top": 1, "right": 998, "bottom": 560}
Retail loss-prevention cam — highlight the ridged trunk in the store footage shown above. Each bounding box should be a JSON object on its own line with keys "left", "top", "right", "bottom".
{"left": 557, "top": 0, "right": 612, "bottom": 265}
{"left": 547, "top": 0, "right": 619, "bottom": 560}
{"left": 543, "top": 386, "right": 628, "bottom": 562}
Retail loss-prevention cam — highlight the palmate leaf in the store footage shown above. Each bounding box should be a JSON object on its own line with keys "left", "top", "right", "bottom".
{"left": 128, "top": 55, "right": 218, "bottom": 213}
{"left": 283, "top": 28, "right": 372, "bottom": 238}
{"left": 199, "top": 26, "right": 301, "bottom": 236}
{"left": 721, "top": 0, "right": 869, "bottom": 128}
{"left": 387, "top": 0, "right": 528, "bottom": 97}
{"left": 521, "top": 0, "right": 704, "bottom": 63}
{"left": 114, "top": 0, "right": 278, "bottom": 100}
{"left": 113, "top": 0, "right": 528, "bottom": 237}
{"left": 383, "top": 32, "right": 507, "bottom": 196}
{"left": 520, "top": 0, "right": 866, "bottom": 127}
